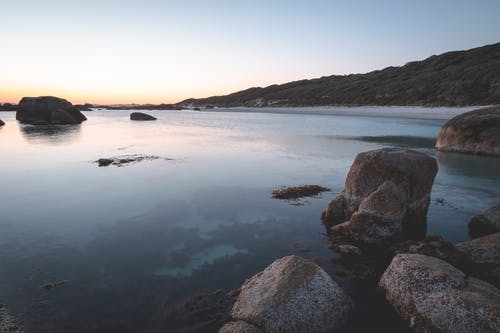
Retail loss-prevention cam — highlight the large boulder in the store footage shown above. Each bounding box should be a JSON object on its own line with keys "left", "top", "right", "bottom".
{"left": 16, "top": 96, "right": 87, "bottom": 125}
{"left": 469, "top": 202, "right": 500, "bottom": 237}
{"left": 379, "top": 253, "right": 500, "bottom": 333}
{"left": 435, "top": 105, "right": 500, "bottom": 156}
{"left": 220, "top": 255, "right": 352, "bottom": 333}
{"left": 130, "top": 112, "right": 157, "bottom": 121}
{"left": 456, "top": 232, "right": 500, "bottom": 287}
{"left": 321, "top": 148, "right": 438, "bottom": 244}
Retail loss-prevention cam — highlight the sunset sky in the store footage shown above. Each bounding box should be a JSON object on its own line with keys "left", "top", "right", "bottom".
{"left": 1, "top": 0, "right": 500, "bottom": 104}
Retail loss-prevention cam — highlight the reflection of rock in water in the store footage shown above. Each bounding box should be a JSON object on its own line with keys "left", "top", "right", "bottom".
{"left": 436, "top": 151, "right": 500, "bottom": 180}
{"left": 20, "top": 124, "right": 81, "bottom": 144}
{"left": 342, "top": 135, "right": 436, "bottom": 149}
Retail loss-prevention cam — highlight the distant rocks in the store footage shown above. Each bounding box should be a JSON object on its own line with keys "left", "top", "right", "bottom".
{"left": 220, "top": 255, "right": 352, "bottom": 333}
{"left": 469, "top": 202, "right": 500, "bottom": 237}
{"left": 16, "top": 96, "right": 87, "bottom": 125}
{"left": 96, "top": 154, "right": 161, "bottom": 167}
{"left": 130, "top": 112, "right": 157, "bottom": 121}
{"left": 321, "top": 148, "right": 438, "bottom": 244}
{"left": 0, "top": 103, "right": 17, "bottom": 111}
{"left": 74, "top": 103, "right": 94, "bottom": 111}
{"left": 435, "top": 105, "right": 500, "bottom": 156}
{"left": 379, "top": 253, "right": 500, "bottom": 333}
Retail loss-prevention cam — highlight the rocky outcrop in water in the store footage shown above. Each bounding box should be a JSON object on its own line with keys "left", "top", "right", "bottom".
{"left": 0, "top": 119, "right": 4, "bottom": 126}
{"left": 220, "top": 255, "right": 352, "bottom": 333}
{"left": 469, "top": 202, "right": 500, "bottom": 237}
{"left": 456, "top": 232, "right": 500, "bottom": 287}
{"left": 0, "top": 103, "right": 17, "bottom": 111}
{"left": 435, "top": 105, "right": 500, "bottom": 156}
{"left": 379, "top": 253, "right": 500, "bottom": 333}
{"left": 130, "top": 112, "right": 157, "bottom": 121}
{"left": 321, "top": 148, "right": 438, "bottom": 244}
{"left": 16, "top": 96, "right": 87, "bottom": 125}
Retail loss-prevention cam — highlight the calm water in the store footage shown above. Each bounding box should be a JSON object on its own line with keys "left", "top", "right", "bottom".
{"left": 0, "top": 108, "right": 499, "bottom": 332}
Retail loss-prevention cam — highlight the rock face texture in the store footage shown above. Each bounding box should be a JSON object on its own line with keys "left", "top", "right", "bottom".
{"left": 16, "top": 96, "right": 87, "bottom": 125}
{"left": 379, "top": 254, "right": 500, "bottom": 333}
{"left": 435, "top": 105, "right": 500, "bottom": 156}
{"left": 469, "top": 202, "right": 500, "bottom": 237}
{"left": 220, "top": 255, "right": 352, "bottom": 333}
{"left": 321, "top": 148, "right": 438, "bottom": 244}
{"left": 130, "top": 112, "right": 157, "bottom": 121}
{"left": 456, "top": 232, "right": 500, "bottom": 287}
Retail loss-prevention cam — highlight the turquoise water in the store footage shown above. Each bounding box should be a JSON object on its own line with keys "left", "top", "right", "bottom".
{"left": 0, "top": 108, "right": 498, "bottom": 332}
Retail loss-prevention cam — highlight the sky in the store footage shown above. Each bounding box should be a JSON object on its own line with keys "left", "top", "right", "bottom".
{"left": 1, "top": 0, "right": 500, "bottom": 104}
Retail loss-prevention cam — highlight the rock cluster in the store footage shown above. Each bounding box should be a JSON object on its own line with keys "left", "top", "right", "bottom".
{"left": 321, "top": 148, "right": 438, "bottom": 244}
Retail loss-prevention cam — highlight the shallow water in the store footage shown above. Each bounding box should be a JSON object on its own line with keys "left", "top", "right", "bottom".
{"left": 0, "top": 108, "right": 498, "bottom": 332}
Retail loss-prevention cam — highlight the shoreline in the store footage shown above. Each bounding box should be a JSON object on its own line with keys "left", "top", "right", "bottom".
{"left": 196, "top": 105, "right": 481, "bottom": 120}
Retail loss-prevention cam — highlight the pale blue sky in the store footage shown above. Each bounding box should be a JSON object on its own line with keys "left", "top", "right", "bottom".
{"left": 1, "top": 0, "right": 499, "bottom": 103}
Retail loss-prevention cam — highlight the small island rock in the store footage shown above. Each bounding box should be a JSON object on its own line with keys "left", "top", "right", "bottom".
{"left": 220, "top": 255, "right": 352, "bottom": 333}
{"left": 435, "top": 105, "right": 500, "bottom": 156}
{"left": 130, "top": 112, "right": 157, "bottom": 121}
{"left": 16, "top": 96, "right": 87, "bottom": 125}
{"left": 469, "top": 202, "right": 500, "bottom": 237}
{"left": 379, "top": 253, "right": 500, "bottom": 333}
{"left": 321, "top": 148, "right": 438, "bottom": 244}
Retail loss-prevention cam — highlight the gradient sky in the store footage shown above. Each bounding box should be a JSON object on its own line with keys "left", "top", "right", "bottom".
{"left": 1, "top": 0, "right": 500, "bottom": 104}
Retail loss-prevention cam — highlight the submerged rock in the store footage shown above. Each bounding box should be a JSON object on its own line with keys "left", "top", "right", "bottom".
{"left": 469, "top": 202, "right": 500, "bottom": 237}
{"left": 435, "top": 105, "right": 500, "bottom": 156}
{"left": 16, "top": 96, "right": 87, "bottom": 125}
{"left": 221, "top": 255, "right": 352, "bottom": 333}
{"left": 0, "top": 306, "right": 23, "bottom": 333}
{"left": 456, "top": 232, "right": 500, "bottom": 287}
{"left": 321, "top": 148, "right": 438, "bottom": 244}
{"left": 95, "top": 155, "right": 160, "bottom": 167}
{"left": 130, "top": 112, "right": 157, "bottom": 121}
{"left": 379, "top": 253, "right": 500, "bottom": 333}
{"left": 271, "top": 185, "right": 330, "bottom": 200}
{"left": 392, "top": 235, "right": 466, "bottom": 268}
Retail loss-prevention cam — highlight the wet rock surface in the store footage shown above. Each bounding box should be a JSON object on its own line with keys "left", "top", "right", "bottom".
{"left": 16, "top": 96, "right": 87, "bottom": 125}
{"left": 379, "top": 253, "right": 500, "bottom": 333}
{"left": 435, "top": 105, "right": 500, "bottom": 156}
{"left": 469, "top": 202, "right": 500, "bottom": 237}
{"left": 222, "top": 255, "right": 352, "bottom": 333}
{"left": 322, "top": 148, "right": 438, "bottom": 244}
{"left": 456, "top": 232, "right": 500, "bottom": 287}
{"left": 130, "top": 112, "right": 157, "bottom": 121}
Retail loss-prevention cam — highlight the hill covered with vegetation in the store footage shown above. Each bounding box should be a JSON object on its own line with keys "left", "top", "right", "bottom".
{"left": 180, "top": 42, "right": 500, "bottom": 107}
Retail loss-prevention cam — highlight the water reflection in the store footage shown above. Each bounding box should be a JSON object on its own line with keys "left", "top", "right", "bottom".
{"left": 20, "top": 124, "right": 81, "bottom": 144}
{"left": 338, "top": 135, "right": 436, "bottom": 149}
{"left": 435, "top": 151, "right": 500, "bottom": 182}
